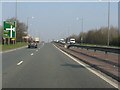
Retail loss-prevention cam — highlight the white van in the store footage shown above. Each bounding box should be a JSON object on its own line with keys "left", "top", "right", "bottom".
{"left": 70, "top": 38, "right": 75, "bottom": 44}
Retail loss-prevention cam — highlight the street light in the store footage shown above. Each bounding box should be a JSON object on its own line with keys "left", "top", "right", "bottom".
{"left": 26, "top": 17, "right": 35, "bottom": 42}
{"left": 27, "top": 16, "right": 35, "bottom": 35}
{"left": 32, "top": 17, "right": 35, "bottom": 19}
{"left": 15, "top": 0, "right": 17, "bottom": 19}
{"left": 14, "top": 0, "right": 18, "bottom": 44}
{"left": 76, "top": 17, "right": 83, "bottom": 44}
{"left": 107, "top": 1, "right": 110, "bottom": 46}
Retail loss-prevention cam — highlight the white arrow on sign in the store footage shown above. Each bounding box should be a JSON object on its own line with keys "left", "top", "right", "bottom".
{"left": 6, "top": 25, "right": 15, "bottom": 38}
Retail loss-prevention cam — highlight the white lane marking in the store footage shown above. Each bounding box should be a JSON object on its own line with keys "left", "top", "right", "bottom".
{"left": 17, "top": 61, "right": 23, "bottom": 66}
{"left": 38, "top": 44, "right": 44, "bottom": 50}
{"left": 36, "top": 50, "right": 38, "bottom": 52}
{"left": 31, "top": 53, "right": 34, "bottom": 56}
{"left": 53, "top": 44, "right": 118, "bottom": 88}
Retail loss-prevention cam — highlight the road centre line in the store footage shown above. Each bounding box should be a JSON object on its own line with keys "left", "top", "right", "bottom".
{"left": 31, "top": 53, "right": 34, "bottom": 56}
{"left": 53, "top": 44, "right": 118, "bottom": 88}
{"left": 36, "top": 50, "right": 38, "bottom": 52}
{"left": 17, "top": 61, "right": 23, "bottom": 66}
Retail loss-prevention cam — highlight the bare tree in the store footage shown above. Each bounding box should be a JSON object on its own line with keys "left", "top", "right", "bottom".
{"left": 72, "top": 26, "right": 119, "bottom": 46}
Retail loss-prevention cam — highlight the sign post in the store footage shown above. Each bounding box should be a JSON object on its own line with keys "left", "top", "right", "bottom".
{"left": 3, "top": 21, "right": 16, "bottom": 44}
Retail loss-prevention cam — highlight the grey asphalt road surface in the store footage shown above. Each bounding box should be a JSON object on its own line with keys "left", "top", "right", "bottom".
{"left": 2, "top": 43, "right": 115, "bottom": 88}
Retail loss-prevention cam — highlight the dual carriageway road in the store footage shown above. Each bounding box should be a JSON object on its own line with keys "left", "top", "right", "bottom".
{"left": 2, "top": 43, "right": 118, "bottom": 88}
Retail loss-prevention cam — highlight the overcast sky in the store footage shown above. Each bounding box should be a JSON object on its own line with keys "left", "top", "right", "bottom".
{"left": 1, "top": 1, "right": 118, "bottom": 42}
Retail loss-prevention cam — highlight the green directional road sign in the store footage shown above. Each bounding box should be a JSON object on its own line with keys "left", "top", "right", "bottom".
{"left": 3, "top": 21, "right": 16, "bottom": 38}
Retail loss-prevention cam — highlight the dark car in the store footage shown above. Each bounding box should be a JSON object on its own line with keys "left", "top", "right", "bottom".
{"left": 28, "top": 41, "right": 37, "bottom": 48}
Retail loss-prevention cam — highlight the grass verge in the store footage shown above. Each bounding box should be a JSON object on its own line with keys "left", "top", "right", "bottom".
{"left": 1, "top": 42, "right": 27, "bottom": 51}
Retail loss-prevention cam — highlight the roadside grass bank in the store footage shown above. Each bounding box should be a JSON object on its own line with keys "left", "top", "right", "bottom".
{"left": 1, "top": 42, "right": 27, "bottom": 51}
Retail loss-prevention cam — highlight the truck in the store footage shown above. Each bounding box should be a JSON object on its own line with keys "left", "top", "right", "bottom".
{"left": 34, "top": 37, "right": 40, "bottom": 43}
{"left": 70, "top": 38, "right": 75, "bottom": 44}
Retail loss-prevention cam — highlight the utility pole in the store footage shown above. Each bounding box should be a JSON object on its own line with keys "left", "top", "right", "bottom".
{"left": 107, "top": 1, "right": 110, "bottom": 46}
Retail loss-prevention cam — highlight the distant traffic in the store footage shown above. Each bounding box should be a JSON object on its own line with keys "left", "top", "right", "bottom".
{"left": 53, "top": 38, "right": 76, "bottom": 45}
{"left": 28, "top": 37, "right": 40, "bottom": 48}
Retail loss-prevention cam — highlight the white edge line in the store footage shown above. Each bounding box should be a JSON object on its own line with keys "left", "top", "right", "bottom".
{"left": 53, "top": 44, "right": 118, "bottom": 88}
{"left": 17, "top": 61, "right": 23, "bottom": 65}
